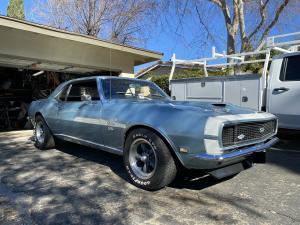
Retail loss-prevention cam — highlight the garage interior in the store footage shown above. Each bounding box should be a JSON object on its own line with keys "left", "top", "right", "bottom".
{"left": 0, "top": 68, "right": 89, "bottom": 130}
{"left": 0, "top": 16, "right": 162, "bottom": 130}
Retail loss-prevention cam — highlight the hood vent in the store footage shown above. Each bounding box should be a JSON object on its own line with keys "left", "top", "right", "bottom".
{"left": 212, "top": 103, "right": 226, "bottom": 107}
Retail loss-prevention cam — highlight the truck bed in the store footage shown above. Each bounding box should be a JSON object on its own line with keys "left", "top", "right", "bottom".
{"left": 171, "top": 74, "right": 262, "bottom": 111}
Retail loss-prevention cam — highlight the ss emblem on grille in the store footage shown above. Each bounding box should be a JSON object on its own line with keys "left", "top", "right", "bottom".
{"left": 237, "top": 134, "right": 245, "bottom": 140}
{"left": 259, "top": 127, "right": 265, "bottom": 133}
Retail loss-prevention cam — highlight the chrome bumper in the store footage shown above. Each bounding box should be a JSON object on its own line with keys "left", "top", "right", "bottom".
{"left": 194, "top": 137, "right": 279, "bottom": 161}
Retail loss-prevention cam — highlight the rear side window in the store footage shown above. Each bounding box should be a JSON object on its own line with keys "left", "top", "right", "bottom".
{"left": 66, "top": 80, "right": 100, "bottom": 102}
{"left": 280, "top": 55, "right": 300, "bottom": 81}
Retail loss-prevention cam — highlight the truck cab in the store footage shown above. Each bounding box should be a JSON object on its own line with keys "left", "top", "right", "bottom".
{"left": 267, "top": 52, "right": 300, "bottom": 130}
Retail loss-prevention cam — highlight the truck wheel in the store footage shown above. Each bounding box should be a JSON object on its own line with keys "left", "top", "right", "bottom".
{"left": 34, "top": 115, "right": 55, "bottom": 150}
{"left": 124, "top": 128, "right": 177, "bottom": 191}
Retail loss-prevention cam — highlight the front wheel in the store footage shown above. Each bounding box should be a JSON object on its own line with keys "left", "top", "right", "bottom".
{"left": 34, "top": 115, "right": 55, "bottom": 150}
{"left": 124, "top": 128, "right": 177, "bottom": 191}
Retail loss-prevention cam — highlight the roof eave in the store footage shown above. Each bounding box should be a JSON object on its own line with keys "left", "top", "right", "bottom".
{"left": 0, "top": 15, "right": 163, "bottom": 61}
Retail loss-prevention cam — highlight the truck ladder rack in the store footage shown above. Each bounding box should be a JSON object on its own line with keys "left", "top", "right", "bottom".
{"left": 169, "top": 31, "right": 300, "bottom": 90}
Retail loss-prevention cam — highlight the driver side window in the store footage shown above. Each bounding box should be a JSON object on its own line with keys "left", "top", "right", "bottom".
{"left": 66, "top": 80, "right": 100, "bottom": 102}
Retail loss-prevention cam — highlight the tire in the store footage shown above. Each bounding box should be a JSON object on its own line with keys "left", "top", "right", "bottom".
{"left": 34, "top": 115, "right": 55, "bottom": 150}
{"left": 124, "top": 128, "right": 177, "bottom": 191}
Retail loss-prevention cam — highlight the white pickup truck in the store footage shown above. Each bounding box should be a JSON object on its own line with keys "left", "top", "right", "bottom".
{"left": 170, "top": 32, "right": 300, "bottom": 131}
{"left": 267, "top": 52, "right": 300, "bottom": 130}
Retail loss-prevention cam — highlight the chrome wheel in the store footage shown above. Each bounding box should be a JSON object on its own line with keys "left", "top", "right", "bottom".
{"left": 35, "top": 121, "right": 45, "bottom": 144}
{"left": 129, "top": 138, "right": 157, "bottom": 180}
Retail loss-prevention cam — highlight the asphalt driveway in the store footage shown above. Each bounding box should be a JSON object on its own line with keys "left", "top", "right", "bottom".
{"left": 0, "top": 130, "right": 299, "bottom": 225}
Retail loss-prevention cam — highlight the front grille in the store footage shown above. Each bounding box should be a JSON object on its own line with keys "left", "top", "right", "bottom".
{"left": 222, "top": 120, "right": 276, "bottom": 147}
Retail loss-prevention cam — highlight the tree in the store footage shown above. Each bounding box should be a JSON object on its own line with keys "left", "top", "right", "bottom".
{"left": 7, "top": 0, "right": 25, "bottom": 20}
{"left": 211, "top": 0, "right": 292, "bottom": 53}
{"left": 32, "top": 0, "right": 158, "bottom": 45}
{"left": 162, "top": 0, "right": 299, "bottom": 55}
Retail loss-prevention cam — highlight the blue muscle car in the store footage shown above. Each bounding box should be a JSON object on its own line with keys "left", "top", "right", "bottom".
{"left": 28, "top": 76, "right": 278, "bottom": 190}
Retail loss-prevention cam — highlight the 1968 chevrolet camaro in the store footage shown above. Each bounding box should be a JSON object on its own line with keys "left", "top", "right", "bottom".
{"left": 28, "top": 76, "right": 278, "bottom": 190}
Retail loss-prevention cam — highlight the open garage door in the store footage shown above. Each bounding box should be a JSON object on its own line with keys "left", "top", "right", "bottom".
{"left": 0, "top": 16, "right": 162, "bottom": 131}
{"left": 0, "top": 67, "right": 83, "bottom": 130}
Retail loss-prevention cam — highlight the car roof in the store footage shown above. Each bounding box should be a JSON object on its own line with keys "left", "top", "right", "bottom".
{"left": 63, "top": 76, "right": 151, "bottom": 84}
{"left": 53, "top": 76, "right": 151, "bottom": 93}
{"left": 49, "top": 76, "right": 150, "bottom": 98}
{"left": 49, "top": 75, "right": 166, "bottom": 99}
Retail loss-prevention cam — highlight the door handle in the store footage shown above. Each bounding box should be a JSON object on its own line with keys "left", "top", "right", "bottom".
{"left": 242, "top": 96, "right": 248, "bottom": 102}
{"left": 273, "top": 87, "right": 289, "bottom": 93}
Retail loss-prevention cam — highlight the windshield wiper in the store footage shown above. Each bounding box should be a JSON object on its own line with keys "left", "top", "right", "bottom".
{"left": 149, "top": 94, "right": 166, "bottom": 99}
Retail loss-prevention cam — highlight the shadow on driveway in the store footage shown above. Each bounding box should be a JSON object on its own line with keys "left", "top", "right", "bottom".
{"left": 269, "top": 137, "right": 300, "bottom": 174}
{"left": 55, "top": 140, "right": 232, "bottom": 191}
{"left": 1, "top": 131, "right": 299, "bottom": 224}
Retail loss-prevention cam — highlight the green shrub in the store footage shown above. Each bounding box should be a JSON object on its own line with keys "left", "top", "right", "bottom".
{"left": 151, "top": 75, "right": 171, "bottom": 94}
{"left": 149, "top": 68, "right": 233, "bottom": 93}
{"left": 150, "top": 71, "right": 206, "bottom": 94}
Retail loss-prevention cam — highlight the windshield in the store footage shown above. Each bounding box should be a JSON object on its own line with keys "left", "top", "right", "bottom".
{"left": 101, "top": 79, "right": 169, "bottom": 100}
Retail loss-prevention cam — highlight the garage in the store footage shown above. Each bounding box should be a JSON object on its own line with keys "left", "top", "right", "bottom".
{"left": 0, "top": 15, "right": 162, "bottom": 130}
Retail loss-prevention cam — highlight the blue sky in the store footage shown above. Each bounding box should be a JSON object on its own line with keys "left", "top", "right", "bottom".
{"left": 1, "top": 1, "right": 299, "bottom": 72}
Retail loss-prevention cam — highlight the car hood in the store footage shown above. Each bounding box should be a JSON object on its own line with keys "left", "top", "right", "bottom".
{"left": 165, "top": 100, "right": 254, "bottom": 115}
{"left": 118, "top": 98, "right": 255, "bottom": 116}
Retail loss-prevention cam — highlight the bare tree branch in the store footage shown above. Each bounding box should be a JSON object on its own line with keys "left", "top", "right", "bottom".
{"left": 209, "top": 0, "right": 222, "bottom": 8}
{"left": 32, "top": 0, "right": 157, "bottom": 45}
{"left": 195, "top": 4, "right": 215, "bottom": 43}
{"left": 256, "top": 0, "right": 290, "bottom": 50}
{"left": 237, "top": 0, "right": 251, "bottom": 51}
{"left": 248, "top": 0, "right": 270, "bottom": 40}
{"left": 211, "top": 0, "right": 240, "bottom": 54}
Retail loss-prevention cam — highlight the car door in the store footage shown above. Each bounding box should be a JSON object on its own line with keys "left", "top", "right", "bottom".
{"left": 57, "top": 79, "right": 103, "bottom": 145}
{"left": 99, "top": 78, "right": 136, "bottom": 150}
{"left": 49, "top": 84, "right": 71, "bottom": 134}
{"left": 268, "top": 54, "right": 300, "bottom": 130}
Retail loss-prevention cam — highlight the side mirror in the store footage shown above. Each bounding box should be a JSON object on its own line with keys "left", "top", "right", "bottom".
{"left": 81, "top": 93, "right": 92, "bottom": 102}
{"left": 171, "top": 96, "right": 176, "bottom": 101}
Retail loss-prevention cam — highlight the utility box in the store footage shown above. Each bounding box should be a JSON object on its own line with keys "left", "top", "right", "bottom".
{"left": 171, "top": 74, "right": 262, "bottom": 111}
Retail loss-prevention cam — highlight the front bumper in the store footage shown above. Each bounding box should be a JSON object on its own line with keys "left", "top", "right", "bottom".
{"left": 184, "top": 137, "right": 279, "bottom": 169}
{"left": 196, "top": 137, "right": 279, "bottom": 161}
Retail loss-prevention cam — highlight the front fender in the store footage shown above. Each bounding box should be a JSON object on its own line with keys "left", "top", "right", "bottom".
{"left": 123, "top": 108, "right": 209, "bottom": 167}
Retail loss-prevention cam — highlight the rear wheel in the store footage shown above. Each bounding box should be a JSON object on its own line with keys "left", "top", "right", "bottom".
{"left": 124, "top": 128, "right": 177, "bottom": 191}
{"left": 34, "top": 115, "right": 55, "bottom": 150}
